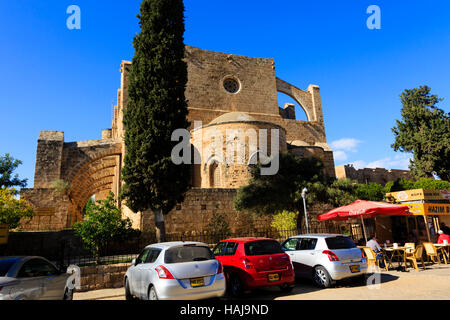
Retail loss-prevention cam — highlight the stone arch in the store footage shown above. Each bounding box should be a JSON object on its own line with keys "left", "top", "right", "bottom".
{"left": 63, "top": 141, "right": 122, "bottom": 184}
{"left": 276, "top": 77, "right": 313, "bottom": 121}
{"left": 63, "top": 142, "right": 122, "bottom": 227}
{"left": 209, "top": 161, "right": 221, "bottom": 188}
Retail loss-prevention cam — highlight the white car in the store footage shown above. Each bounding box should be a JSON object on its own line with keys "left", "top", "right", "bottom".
{"left": 124, "top": 241, "right": 226, "bottom": 300}
{"left": 0, "top": 256, "right": 73, "bottom": 300}
{"left": 281, "top": 234, "right": 368, "bottom": 288}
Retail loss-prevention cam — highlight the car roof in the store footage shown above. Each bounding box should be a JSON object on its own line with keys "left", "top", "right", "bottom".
{"left": 289, "top": 233, "right": 345, "bottom": 239}
{"left": 144, "top": 241, "right": 208, "bottom": 249}
{"left": 0, "top": 256, "right": 25, "bottom": 260}
{"left": 219, "top": 237, "right": 275, "bottom": 243}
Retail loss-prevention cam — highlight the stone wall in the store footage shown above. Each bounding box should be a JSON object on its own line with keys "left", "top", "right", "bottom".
{"left": 184, "top": 46, "right": 279, "bottom": 116}
{"left": 19, "top": 188, "right": 69, "bottom": 231}
{"left": 335, "top": 165, "right": 412, "bottom": 185}
{"left": 33, "top": 131, "right": 64, "bottom": 188}
{"left": 141, "top": 188, "right": 274, "bottom": 235}
{"left": 191, "top": 119, "right": 287, "bottom": 189}
{"left": 78, "top": 263, "right": 128, "bottom": 292}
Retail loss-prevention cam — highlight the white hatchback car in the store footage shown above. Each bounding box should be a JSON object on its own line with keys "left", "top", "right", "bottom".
{"left": 281, "top": 234, "right": 368, "bottom": 288}
{"left": 124, "top": 241, "right": 226, "bottom": 300}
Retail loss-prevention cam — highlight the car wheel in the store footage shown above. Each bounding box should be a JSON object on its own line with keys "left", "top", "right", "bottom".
{"left": 313, "top": 266, "right": 333, "bottom": 288}
{"left": 148, "top": 286, "right": 158, "bottom": 301}
{"left": 63, "top": 288, "right": 73, "bottom": 300}
{"left": 125, "top": 278, "right": 133, "bottom": 300}
{"left": 280, "top": 283, "right": 294, "bottom": 293}
{"left": 229, "top": 274, "right": 244, "bottom": 297}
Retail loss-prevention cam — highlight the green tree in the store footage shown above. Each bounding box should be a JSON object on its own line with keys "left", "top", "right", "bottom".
{"left": 233, "top": 153, "right": 325, "bottom": 231}
{"left": 356, "top": 182, "right": 385, "bottom": 201}
{"left": 392, "top": 86, "right": 450, "bottom": 180}
{"left": 324, "top": 178, "right": 358, "bottom": 207}
{"left": 413, "top": 177, "right": 450, "bottom": 190}
{"left": 271, "top": 210, "right": 298, "bottom": 233}
{"left": 0, "top": 188, "right": 34, "bottom": 229}
{"left": 385, "top": 177, "right": 450, "bottom": 192}
{"left": 0, "top": 154, "right": 27, "bottom": 191}
{"left": 73, "top": 192, "right": 139, "bottom": 262}
{"left": 121, "top": 0, "right": 190, "bottom": 242}
{"left": 205, "top": 212, "right": 231, "bottom": 243}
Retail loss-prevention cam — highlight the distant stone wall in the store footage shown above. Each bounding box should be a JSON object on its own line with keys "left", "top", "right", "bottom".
{"left": 335, "top": 165, "right": 412, "bottom": 185}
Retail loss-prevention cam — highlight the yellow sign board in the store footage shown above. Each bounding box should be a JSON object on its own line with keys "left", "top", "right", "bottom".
{"left": 35, "top": 208, "right": 55, "bottom": 216}
{"left": 0, "top": 224, "right": 9, "bottom": 245}
{"left": 386, "top": 189, "right": 450, "bottom": 202}
{"left": 404, "top": 203, "right": 450, "bottom": 216}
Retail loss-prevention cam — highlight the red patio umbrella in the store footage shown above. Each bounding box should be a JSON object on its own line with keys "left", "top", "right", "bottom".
{"left": 318, "top": 200, "right": 410, "bottom": 242}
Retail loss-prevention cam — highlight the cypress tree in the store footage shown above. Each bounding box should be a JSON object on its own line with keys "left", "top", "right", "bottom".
{"left": 121, "top": 0, "right": 190, "bottom": 242}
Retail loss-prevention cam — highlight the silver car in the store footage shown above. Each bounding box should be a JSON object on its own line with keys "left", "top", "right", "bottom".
{"left": 124, "top": 241, "right": 226, "bottom": 300}
{"left": 281, "top": 234, "right": 368, "bottom": 288}
{"left": 0, "top": 256, "right": 73, "bottom": 300}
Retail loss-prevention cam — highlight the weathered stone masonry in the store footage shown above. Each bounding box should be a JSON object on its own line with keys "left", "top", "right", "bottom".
{"left": 21, "top": 45, "right": 335, "bottom": 232}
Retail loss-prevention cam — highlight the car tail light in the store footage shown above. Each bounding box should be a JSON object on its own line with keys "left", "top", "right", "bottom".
{"left": 217, "top": 261, "right": 223, "bottom": 274}
{"left": 323, "top": 250, "right": 340, "bottom": 262}
{"left": 155, "top": 265, "right": 175, "bottom": 279}
{"left": 243, "top": 258, "right": 253, "bottom": 269}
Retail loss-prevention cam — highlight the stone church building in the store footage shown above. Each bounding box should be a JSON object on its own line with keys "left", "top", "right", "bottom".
{"left": 20, "top": 46, "right": 335, "bottom": 234}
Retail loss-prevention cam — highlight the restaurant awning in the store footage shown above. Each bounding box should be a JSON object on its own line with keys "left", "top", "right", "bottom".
{"left": 318, "top": 200, "right": 410, "bottom": 242}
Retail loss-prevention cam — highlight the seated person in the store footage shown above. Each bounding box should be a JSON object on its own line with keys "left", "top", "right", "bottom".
{"left": 366, "top": 235, "right": 386, "bottom": 268}
{"left": 366, "top": 235, "right": 382, "bottom": 253}
{"left": 437, "top": 230, "right": 450, "bottom": 244}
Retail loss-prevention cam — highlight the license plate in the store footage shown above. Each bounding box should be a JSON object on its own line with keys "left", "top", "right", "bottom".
{"left": 190, "top": 277, "right": 205, "bottom": 287}
{"left": 349, "top": 265, "right": 360, "bottom": 273}
{"left": 268, "top": 273, "right": 280, "bottom": 282}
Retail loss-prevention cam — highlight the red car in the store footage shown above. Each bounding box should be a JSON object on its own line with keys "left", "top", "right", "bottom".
{"left": 213, "top": 237, "right": 295, "bottom": 296}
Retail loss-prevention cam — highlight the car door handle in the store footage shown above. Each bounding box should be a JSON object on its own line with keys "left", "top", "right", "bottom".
{"left": 309, "top": 253, "right": 315, "bottom": 255}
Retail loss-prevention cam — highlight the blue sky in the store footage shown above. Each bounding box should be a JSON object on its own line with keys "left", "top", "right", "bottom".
{"left": 0, "top": 0, "right": 449, "bottom": 188}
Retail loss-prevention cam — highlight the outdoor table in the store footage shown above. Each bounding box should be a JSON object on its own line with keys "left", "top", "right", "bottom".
{"left": 434, "top": 243, "right": 450, "bottom": 263}
{"left": 383, "top": 246, "right": 407, "bottom": 270}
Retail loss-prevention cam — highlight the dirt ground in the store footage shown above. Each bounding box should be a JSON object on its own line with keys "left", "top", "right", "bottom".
{"left": 74, "top": 263, "right": 450, "bottom": 300}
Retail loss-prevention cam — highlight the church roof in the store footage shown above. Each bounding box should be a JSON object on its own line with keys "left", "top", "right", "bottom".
{"left": 209, "top": 112, "right": 256, "bottom": 125}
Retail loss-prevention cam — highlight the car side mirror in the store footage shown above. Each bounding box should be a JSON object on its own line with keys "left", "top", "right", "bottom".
{"left": 131, "top": 259, "right": 136, "bottom": 266}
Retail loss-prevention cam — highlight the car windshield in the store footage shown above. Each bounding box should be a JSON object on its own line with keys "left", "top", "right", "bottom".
{"left": 244, "top": 240, "right": 283, "bottom": 256}
{"left": 164, "top": 245, "right": 215, "bottom": 264}
{"left": 325, "top": 236, "right": 356, "bottom": 249}
{"left": 0, "top": 258, "right": 19, "bottom": 277}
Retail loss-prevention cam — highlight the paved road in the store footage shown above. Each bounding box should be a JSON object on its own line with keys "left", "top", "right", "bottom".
{"left": 74, "top": 264, "right": 450, "bottom": 300}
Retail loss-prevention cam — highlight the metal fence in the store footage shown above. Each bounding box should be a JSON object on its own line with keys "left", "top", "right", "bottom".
{"left": 53, "top": 222, "right": 358, "bottom": 268}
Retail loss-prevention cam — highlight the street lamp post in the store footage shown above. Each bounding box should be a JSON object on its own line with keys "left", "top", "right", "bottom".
{"left": 301, "top": 188, "right": 309, "bottom": 234}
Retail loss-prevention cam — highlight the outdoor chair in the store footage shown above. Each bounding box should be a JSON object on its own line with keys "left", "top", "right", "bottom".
{"left": 405, "top": 245, "right": 425, "bottom": 271}
{"left": 404, "top": 242, "right": 415, "bottom": 254}
{"left": 361, "top": 247, "right": 388, "bottom": 271}
{"left": 423, "top": 242, "right": 447, "bottom": 265}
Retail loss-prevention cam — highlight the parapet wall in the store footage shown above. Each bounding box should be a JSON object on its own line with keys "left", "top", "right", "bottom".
{"left": 335, "top": 165, "right": 412, "bottom": 185}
